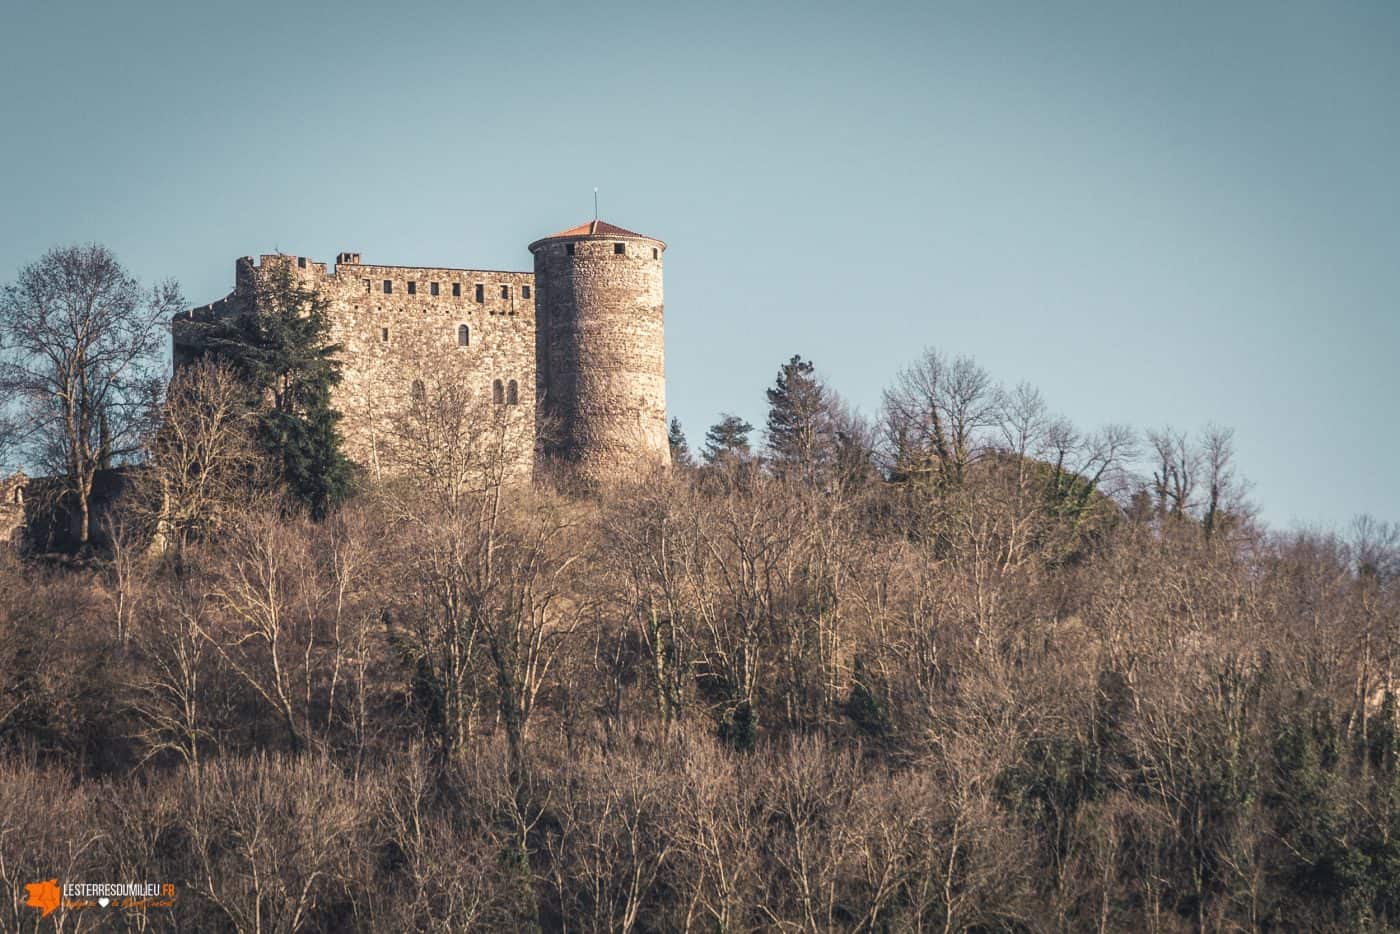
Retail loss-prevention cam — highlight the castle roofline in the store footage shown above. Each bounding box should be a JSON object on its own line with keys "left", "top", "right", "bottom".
{"left": 347, "top": 262, "right": 533, "bottom": 276}
{"left": 528, "top": 220, "right": 665, "bottom": 253}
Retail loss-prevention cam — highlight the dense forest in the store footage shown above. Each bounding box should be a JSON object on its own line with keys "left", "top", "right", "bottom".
{"left": 2, "top": 246, "right": 1399, "bottom": 932}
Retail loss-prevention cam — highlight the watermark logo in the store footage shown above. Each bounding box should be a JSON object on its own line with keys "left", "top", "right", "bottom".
{"left": 24, "top": 879, "right": 60, "bottom": 918}
{"left": 23, "top": 879, "right": 177, "bottom": 917}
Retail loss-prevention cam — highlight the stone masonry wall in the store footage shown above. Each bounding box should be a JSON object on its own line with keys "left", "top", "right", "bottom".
{"left": 532, "top": 234, "right": 668, "bottom": 481}
{"left": 174, "top": 253, "right": 537, "bottom": 482}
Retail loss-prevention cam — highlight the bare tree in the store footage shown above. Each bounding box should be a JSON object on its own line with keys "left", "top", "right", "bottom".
{"left": 203, "top": 510, "right": 321, "bottom": 754}
{"left": 128, "top": 574, "right": 223, "bottom": 767}
{"left": 138, "top": 358, "right": 267, "bottom": 552}
{"left": 184, "top": 755, "right": 371, "bottom": 934}
{"left": 1148, "top": 425, "right": 1248, "bottom": 538}
{"left": 1200, "top": 425, "right": 1245, "bottom": 540}
{"left": 881, "top": 349, "right": 996, "bottom": 488}
{"left": 1148, "top": 426, "right": 1197, "bottom": 520}
{"left": 601, "top": 474, "right": 707, "bottom": 728}
{"left": 383, "top": 381, "right": 582, "bottom": 776}
{"left": 0, "top": 244, "right": 180, "bottom": 545}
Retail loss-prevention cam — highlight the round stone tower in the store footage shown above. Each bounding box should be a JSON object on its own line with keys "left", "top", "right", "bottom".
{"left": 529, "top": 220, "right": 669, "bottom": 480}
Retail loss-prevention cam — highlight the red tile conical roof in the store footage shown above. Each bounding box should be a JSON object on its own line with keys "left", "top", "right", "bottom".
{"left": 529, "top": 220, "right": 664, "bottom": 253}
{"left": 542, "top": 220, "right": 650, "bottom": 240}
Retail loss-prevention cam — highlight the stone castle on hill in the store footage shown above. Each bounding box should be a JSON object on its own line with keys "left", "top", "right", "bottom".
{"left": 172, "top": 220, "right": 669, "bottom": 482}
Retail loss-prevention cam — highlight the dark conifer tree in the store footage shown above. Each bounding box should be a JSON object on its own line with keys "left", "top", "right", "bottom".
{"left": 702, "top": 414, "right": 754, "bottom": 465}
{"left": 668, "top": 416, "right": 694, "bottom": 467}
{"left": 764, "top": 354, "right": 831, "bottom": 482}
{"left": 201, "top": 263, "right": 351, "bottom": 518}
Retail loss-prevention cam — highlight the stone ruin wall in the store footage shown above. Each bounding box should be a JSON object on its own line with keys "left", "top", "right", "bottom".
{"left": 0, "top": 472, "right": 26, "bottom": 548}
{"left": 532, "top": 234, "right": 668, "bottom": 482}
{"left": 175, "top": 253, "right": 537, "bottom": 482}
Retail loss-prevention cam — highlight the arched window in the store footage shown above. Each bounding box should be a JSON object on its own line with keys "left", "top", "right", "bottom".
{"left": 410, "top": 379, "right": 425, "bottom": 402}
{"left": 457, "top": 324, "right": 469, "bottom": 347}
{"left": 492, "top": 379, "right": 504, "bottom": 405}
{"left": 507, "top": 379, "right": 519, "bottom": 405}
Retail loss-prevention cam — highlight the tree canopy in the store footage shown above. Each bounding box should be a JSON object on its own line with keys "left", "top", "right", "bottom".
{"left": 0, "top": 244, "right": 179, "bottom": 545}
{"left": 199, "top": 264, "right": 352, "bottom": 519}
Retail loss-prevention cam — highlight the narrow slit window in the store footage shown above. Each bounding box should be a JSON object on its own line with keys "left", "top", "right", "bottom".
{"left": 383, "top": 280, "right": 393, "bottom": 294}
{"left": 492, "top": 379, "right": 504, "bottom": 405}
{"left": 652, "top": 248, "right": 658, "bottom": 259}
{"left": 457, "top": 324, "right": 469, "bottom": 347}
{"left": 475, "top": 284, "right": 484, "bottom": 303}
{"left": 380, "top": 327, "right": 389, "bottom": 342}
{"left": 522, "top": 285, "right": 531, "bottom": 299}
{"left": 507, "top": 379, "right": 519, "bottom": 405}
{"left": 430, "top": 282, "right": 439, "bottom": 296}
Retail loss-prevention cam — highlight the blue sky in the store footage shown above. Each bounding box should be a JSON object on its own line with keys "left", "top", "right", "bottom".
{"left": 2, "top": 0, "right": 1396, "bottom": 530}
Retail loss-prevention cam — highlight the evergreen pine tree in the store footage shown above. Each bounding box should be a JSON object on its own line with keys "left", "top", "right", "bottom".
{"left": 201, "top": 263, "right": 352, "bottom": 518}
{"left": 764, "top": 354, "right": 832, "bottom": 482}
{"left": 667, "top": 416, "right": 694, "bottom": 466}
{"left": 702, "top": 413, "right": 754, "bottom": 465}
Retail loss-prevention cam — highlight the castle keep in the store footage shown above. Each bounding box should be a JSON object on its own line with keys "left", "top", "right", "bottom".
{"left": 173, "top": 220, "right": 669, "bottom": 482}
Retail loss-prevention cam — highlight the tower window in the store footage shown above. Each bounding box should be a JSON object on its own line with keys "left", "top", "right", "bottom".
{"left": 298, "top": 257, "right": 307, "bottom": 268}
{"left": 507, "top": 379, "right": 519, "bottom": 405}
{"left": 492, "top": 379, "right": 504, "bottom": 405}
{"left": 430, "top": 281, "right": 439, "bottom": 296}
{"left": 380, "top": 327, "right": 389, "bottom": 342}
{"left": 452, "top": 282, "right": 461, "bottom": 297}
{"left": 501, "top": 285, "right": 510, "bottom": 300}
{"left": 652, "top": 248, "right": 658, "bottom": 259}
{"left": 522, "top": 285, "right": 531, "bottom": 299}
{"left": 457, "top": 324, "right": 469, "bottom": 347}
{"left": 566, "top": 243, "right": 575, "bottom": 256}
{"left": 407, "top": 281, "right": 416, "bottom": 295}
{"left": 475, "top": 284, "right": 484, "bottom": 303}
{"left": 383, "top": 280, "right": 393, "bottom": 294}
{"left": 614, "top": 243, "right": 625, "bottom": 254}
{"left": 363, "top": 279, "right": 371, "bottom": 293}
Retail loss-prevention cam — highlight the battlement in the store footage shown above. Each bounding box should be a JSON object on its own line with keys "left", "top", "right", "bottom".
{"left": 175, "top": 218, "right": 667, "bottom": 484}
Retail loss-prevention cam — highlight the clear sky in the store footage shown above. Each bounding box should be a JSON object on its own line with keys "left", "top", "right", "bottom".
{"left": 2, "top": 0, "right": 1396, "bottom": 530}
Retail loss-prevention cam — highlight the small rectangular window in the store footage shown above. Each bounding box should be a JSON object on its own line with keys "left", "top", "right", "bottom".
{"left": 452, "top": 282, "right": 461, "bottom": 297}
{"left": 298, "top": 257, "right": 307, "bottom": 268}
{"left": 430, "top": 282, "right": 439, "bottom": 296}
{"left": 566, "top": 243, "right": 575, "bottom": 256}
{"left": 475, "top": 284, "right": 484, "bottom": 303}
{"left": 383, "top": 280, "right": 392, "bottom": 294}
{"left": 522, "top": 285, "right": 531, "bottom": 299}
{"left": 380, "top": 327, "right": 389, "bottom": 342}
{"left": 501, "top": 285, "right": 510, "bottom": 300}
{"left": 614, "top": 243, "right": 625, "bottom": 254}
{"left": 363, "top": 279, "right": 371, "bottom": 293}
{"left": 407, "top": 281, "right": 416, "bottom": 295}
{"left": 652, "top": 248, "right": 658, "bottom": 259}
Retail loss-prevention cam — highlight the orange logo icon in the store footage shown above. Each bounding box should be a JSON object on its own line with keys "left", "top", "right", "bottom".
{"left": 25, "top": 879, "right": 61, "bottom": 917}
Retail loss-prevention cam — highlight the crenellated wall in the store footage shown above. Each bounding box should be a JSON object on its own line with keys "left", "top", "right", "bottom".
{"left": 173, "top": 253, "right": 537, "bottom": 481}
{"left": 174, "top": 219, "right": 667, "bottom": 487}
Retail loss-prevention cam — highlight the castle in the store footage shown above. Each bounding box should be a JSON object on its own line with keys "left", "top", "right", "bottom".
{"left": 173, "top": 220, "right": 669, "bottom": 483}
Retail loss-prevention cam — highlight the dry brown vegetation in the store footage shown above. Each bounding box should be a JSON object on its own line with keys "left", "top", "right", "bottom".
{"left": 1, "top": 353, "right": 1398, "bottom": 933}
